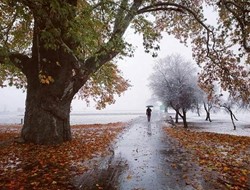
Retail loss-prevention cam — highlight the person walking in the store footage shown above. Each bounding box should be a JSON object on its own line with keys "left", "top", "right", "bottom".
{"left": 146, "top": 107, "right": 152, "bottom": 122}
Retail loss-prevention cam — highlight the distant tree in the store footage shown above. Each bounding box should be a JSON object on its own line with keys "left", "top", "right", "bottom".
{"left": 219, "top": 96, "right": 238, "bottom": 130}
{"left": 236, "top": 99, "right": 250, "bottom": 112}
{"left": 0, "top": 0, "right": 249, "bottom": 144}
{"left": 202, "top": 90, "right": 218, "bottom": 122}
{"left": 149, "top": 54, "right": 203, "bottom": 128}
{"left": 191, "top": 87, "right": 204, "bottom": 117}
{"left": 203, "top": 101, "right": 213, "bottom": 122}
{"left": 205, "top": 90, "right": 240, "bottom": 130}
{"left": 195, "top": 103, "right": 202, "bottom": 117}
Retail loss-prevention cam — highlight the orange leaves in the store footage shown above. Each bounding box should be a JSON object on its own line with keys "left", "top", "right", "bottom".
{"left": 0, "top": 122, "right": 126, "bottom": 189}
{"left": 165, "top": 127, "right": 250, "bottom": 189}
{"left": 77, "top": 62, "right": 131, "bottom": 110}
{"left": 38, "top": 73, "right": 54, "bottom": 84}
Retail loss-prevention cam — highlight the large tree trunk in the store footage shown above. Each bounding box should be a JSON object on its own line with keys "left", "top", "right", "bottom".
{"left": 21, "top": 87, "right": 73, "bottom": 145}
{"left": 20, "top": 47, "right": 84, "bottom": 145}
{"left": 20, "top": 3, "right": 83, "bottom": 145}
{"left": 19, "top": 0, "right": 126, "bottom": 145}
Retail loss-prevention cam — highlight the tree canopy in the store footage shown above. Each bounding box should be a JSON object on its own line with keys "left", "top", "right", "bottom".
{"left": 0, "top": 0, "right": 131, "bottom": 109}
{"left": 0, "top": 0, "right": 249, "bottom": 102}
{"left": 149, "top": 54, "right": 202, "bottom": 127}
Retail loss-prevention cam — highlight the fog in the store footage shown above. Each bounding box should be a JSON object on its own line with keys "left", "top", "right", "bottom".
{"left": 0, "top": 33, "right": 193, "bottom": 113}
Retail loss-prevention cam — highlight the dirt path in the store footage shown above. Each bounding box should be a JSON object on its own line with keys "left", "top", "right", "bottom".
{"left": 74, "top": 113, "right": 216, "bottom": 190}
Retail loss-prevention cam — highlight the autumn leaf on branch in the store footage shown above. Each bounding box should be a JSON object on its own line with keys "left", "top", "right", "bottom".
{"left": 77, "top": 62, "right": 131, "bottom": 109}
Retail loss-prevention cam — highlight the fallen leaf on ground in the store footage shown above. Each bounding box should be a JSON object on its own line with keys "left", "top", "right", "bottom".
{"left": 165, "top": 127, "right": 250, "bottom": 189}
{"left": 0, "top": 123, "right": 126, "bottom": 189}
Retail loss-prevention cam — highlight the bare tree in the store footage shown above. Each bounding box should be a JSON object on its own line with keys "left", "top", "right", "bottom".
{"left": 201, "top": 85, "right": 221, "bottom": 122}
{"left": 149, "top": 54, "right": 203, "bottom": 128}
{"left": 203, "top": 101, "right": 213, "bottom": 122}
{"left": 219, "top": 96, "right": 238, "bottom": 130}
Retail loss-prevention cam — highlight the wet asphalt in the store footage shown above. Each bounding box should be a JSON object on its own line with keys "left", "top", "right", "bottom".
{"left": 74, "top": 112, "right": 215, "bottom": 190}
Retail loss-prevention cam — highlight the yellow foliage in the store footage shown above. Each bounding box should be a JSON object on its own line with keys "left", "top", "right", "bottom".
{"left": 39, "top": 74, "right": 54, "bottom": 85}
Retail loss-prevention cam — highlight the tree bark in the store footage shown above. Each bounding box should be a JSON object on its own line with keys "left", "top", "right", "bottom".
{"left": 222, "top": 106, "right": 238, "bottom": 130}
{"left": 175, "top": 111, "right": 179, "bottom": 123}
{"left": 196, "top": 103, "right": 200, "bottom": 116}
{"left": 176, "top": 108, "right": 188, "bottom": 128}
{"left": 229, "top": 110, "right": 237, "bottom": 130}
{"left": 204, "top": 102, "right": 212, "bottom": 122}
{"left": 183, "top": 110, "right": 188, "bottom": 128}
{"left": 21, "top": 92, "right": 72, "bottom": 145}
{"left": 15, "top": 0, "right": 139, "bottom": 145}
{"left": 205, "top": 112, "right": 211, "bottom": 122}
{"left": 19, "top": 3, "right": 82, "bottom": 145}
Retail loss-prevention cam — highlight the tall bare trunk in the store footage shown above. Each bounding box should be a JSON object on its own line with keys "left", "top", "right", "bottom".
{"left": 204, "top": 102, "right": 212, "bottom": 122}
{"left": 175, "top": 111, "right": 179, "bottom": 123}
{"left": 177, "top": 108, "right": 188, "bottom": 128}
{"left": 182, "top": 110, "right": 188, "bottom": 128}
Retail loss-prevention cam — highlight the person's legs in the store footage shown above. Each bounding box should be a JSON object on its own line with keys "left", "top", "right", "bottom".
{"left": 147, "top": 115, "right": 151, "bottom": 122}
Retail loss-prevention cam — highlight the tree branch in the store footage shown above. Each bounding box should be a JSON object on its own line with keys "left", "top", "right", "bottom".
{"left": 113, "top": 0, "right": 129, "bottom": 33}
{"left": 221, "top": 0, "right": 250, "bottom": 52}
{"left": 0, "top": 53, "right": 31, "bottom": 75}
{"left": 2, "top": 11, "right": 18, "bottom": 47}
{"left": 137, "top": 3, "right": 184, "bottom": 14}
{"left": 84, "top": 0, "right": 143, "bottom": 73}
{"left": 137, "top": 2, "right": 216, "bottom": 59}
{"left": 60, "top": 40, "right": 83, "bottom": 71}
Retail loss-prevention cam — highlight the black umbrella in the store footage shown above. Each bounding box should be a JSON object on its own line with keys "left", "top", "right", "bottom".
{"left": 146, "top": 105, "right": 154, "bottom": 108}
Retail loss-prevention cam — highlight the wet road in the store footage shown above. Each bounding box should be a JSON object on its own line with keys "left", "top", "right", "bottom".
{"left": 75, "top": 113, "right": 213, "bottom": 190}
{"left": 114, "top": 114, "right": 188, "bottom": 190}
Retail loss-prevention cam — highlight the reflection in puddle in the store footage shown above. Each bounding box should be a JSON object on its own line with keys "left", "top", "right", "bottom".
{"left": 147, "top": 122, "right": 152, "bottom": 136}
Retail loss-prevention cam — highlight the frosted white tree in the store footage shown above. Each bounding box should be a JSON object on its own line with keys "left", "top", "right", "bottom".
{"left": 149, "top": 54, "right": 202, "bottom": 128}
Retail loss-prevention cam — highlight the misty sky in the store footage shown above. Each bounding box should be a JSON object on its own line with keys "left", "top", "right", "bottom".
{"left": 0, "top": 32, "right": 193, "bottom": 113}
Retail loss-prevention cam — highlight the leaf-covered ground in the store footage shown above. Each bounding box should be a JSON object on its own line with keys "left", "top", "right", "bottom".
{"left": 0, "top": 123, "right": 126, "bottom": 190}
{"left": 165, "top": 126, "right": 250, "bottom": 190}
